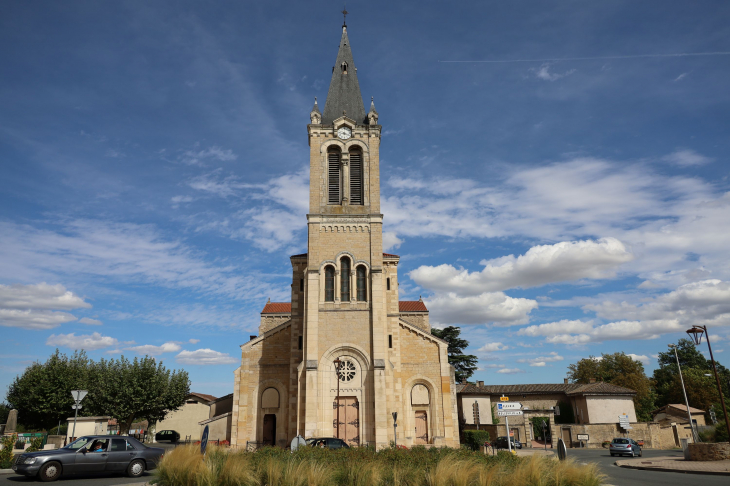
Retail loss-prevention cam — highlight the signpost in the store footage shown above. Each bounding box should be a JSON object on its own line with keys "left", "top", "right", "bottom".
{"left": 290, "top": 435, "right": 305, "bottom": 452}
{"left": 497, "top": 402, "right": 522, "bottom": 410}
{"left": 500, "top": 396, "right": 510, "bottom": 402}
{"left": 201, "top": 425, "right": 209, "bottom": 455}
{"left": 497, "top": 410, "right": 523, "bottom": 416}
{"left": 499, "top": 395, "right": 518, "bottom": 454}
{"left": 392, "top": 412, "right": 398, "bottom": 447}
{"left": 70, "top": 390, "right": 88, "bottom": 440}
{"left": 577, "top": 433, "right": 589, "bottom": 448}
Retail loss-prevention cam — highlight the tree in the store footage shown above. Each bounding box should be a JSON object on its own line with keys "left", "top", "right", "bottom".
{"left": 6, "top": 350, "right": 90, "bottom": 430}
{"left": 431, "top": 326, "right": 478, "bottom": 383}
{"left": 0, "top": 402, "right": 10, "bottom": 425}
{"left": 85, "top": 355, "right": 190, "bottom": 435}
{"left": 567, "top": 352, "right": 656, "bottom": 422}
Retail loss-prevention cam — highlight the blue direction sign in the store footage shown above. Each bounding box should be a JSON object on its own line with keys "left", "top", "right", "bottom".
{"left": 201, "top": 425, "right": 209, "bottom": 455}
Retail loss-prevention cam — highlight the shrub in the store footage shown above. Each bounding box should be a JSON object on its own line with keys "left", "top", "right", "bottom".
{"left": 26, "top": 436, "right": 44, "bottom": 453}
{"left": 601, "top": 441, "right": 611, "bottom": 448}
{"left": 0, "top": 434, "right": 17, "bottom": 469}
{"left": 463, "top": 430, "right": 490, "bottom": 451}
{"left": 715, "top": 421, "right": 728, "bottom": 443}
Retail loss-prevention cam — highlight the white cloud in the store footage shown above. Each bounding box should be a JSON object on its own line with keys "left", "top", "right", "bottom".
{"left": 532, "top": 64, "right": 576, "bottom": 81}
{"left": 482, "top": 364, "right": 506, "bottom": 369}
{"left": 662, "top": 149, "right": 712, "bottom": 167}
{"left": 478, "top": 342, "right": 510, "bottom": 352}
{"left": 411, "top": 238, "right": 632, "bottom": 295}
{"left": 497, "top": 368, "right": 525, "bottom": 374}
{"left": 627, "top": 354, "right": 650, "bottom": 365}
{"left": 518, "top": 320, "right": 594, "bottom": 337}
{"left": 46, "top": 332, "right": 119, "bottom": 350}
{"left": 517, "top": 352, "right": 564, "bottom": 367}
{"left": 171, "top": 195, "right": 194, "bottom": 204}
{"left": 673, "top": 73, "right": 688, "bottom": 82}
{"left": 125, "top": 342, "right": 182, "bottom": 355}
{"left": 0, "top": 283, "right": 91, "bottom": 330}
{"left": 180, "top": 145, "right": 237, "bottom": 166}
{"left": 79, "top": 317, "right": 102, "bottom": 325}
{"left": 176, "top": 348, "right": 238, "bottom": 365}
{"left": 426, "top": 292, "right": 538, "bottom": 326}
{"left": 383, "top": 232, "right": 403, "bottom": 252}
{"left": 189, "top": 338, "right": 200, "bottom": 344}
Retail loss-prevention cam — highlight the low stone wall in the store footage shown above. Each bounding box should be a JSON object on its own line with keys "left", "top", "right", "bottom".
{"left": 688, "top": 442, "right": 730, "bottom": 461}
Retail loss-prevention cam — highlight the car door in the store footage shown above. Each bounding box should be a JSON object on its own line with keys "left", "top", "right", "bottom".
{"left": 106, "top": 438, "right": 137, "bottom": 472}
{"left": 75, "top": 438, "right": 110, "bottom": 472}
{"left": 327, "top": 438, "right": 344, "bottom": 449}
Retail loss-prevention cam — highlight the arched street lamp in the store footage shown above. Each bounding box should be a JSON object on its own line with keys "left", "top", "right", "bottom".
{"left": 334, "top": 358, "right": 342, "bottom": 439}
{"left": 686, "top": 325, "right": 730, "bottom": 441}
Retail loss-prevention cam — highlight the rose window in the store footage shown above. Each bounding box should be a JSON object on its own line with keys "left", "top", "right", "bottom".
{"left": 337, "top": 359, "right": 356, "bottom": 382}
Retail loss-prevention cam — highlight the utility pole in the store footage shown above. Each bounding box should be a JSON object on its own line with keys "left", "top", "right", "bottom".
{"left": 669, "top": 344, "right": 698, "bottom": 442}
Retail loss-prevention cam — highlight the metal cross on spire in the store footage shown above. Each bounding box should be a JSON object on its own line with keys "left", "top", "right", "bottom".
{"left": 342, "top": 6, "right": 348, "bottom": 27}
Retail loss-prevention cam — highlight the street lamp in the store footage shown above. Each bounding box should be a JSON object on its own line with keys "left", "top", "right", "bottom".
{"left": 668, "top": 344, "right": 698, "bottom": 442}
{"left": 392, "top": 412, "right": 398, "bottom": 447}
{"left": 686, "top": 325, "right": 730, "bottom": 442}
{"left": 334, "top": 358, "right": 342, "bottom": 439}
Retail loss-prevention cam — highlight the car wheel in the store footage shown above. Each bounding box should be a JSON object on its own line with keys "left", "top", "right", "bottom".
{"left": 610, "top": 453, "right": 615, "bottom": 457}
{"left": 127, "top": 459, "right": 145, "bottom": 478}
{"left": 38, "top": 462, "right": 62, "bottom": 482}
{"left": 630, "top": 451, "right": 635, "bottom": 457}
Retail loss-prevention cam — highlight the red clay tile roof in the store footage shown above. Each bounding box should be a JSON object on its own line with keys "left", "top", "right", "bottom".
{"left": 399, "top": 301, "right": 428, "bottom": 312}
{"left": 261, "top": 302, "right": 292, "bottom": 314}
{"left": 458, "top": 382, "right": 635, "bottom": 396}
{"left": 383, "top": 253, "right": 400, "bottom": 258}
{"left": 190, "top": 392, "right": 217, "bottom": 402}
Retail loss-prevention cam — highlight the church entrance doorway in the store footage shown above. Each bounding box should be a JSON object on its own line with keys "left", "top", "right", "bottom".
{"left": 262, "top": 414, "right": 276, "bottom": 446}
{"left": 415, "top": 411, "right": 428, "bottom": 445}
{"left": 334, "top": 396, "right": 359, "bottom": 446}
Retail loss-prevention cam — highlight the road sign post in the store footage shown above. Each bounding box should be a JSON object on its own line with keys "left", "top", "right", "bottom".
{"left": 70, "top": 390, "right": 88, "bottom": 440}
{"left": 201, "top": 425, "right": 209, "bottom": 455}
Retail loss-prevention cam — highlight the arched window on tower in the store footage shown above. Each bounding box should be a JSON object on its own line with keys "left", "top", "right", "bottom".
{"left": 356, "top": 265, "right": 367, "bottom": 301}
{"left": 328, "top": 148, "right": 341, "bottom": 204}
{"left": 325, "top": 266, "right": 335, "bottom": 302}
{"left": 341, "top": 62, "right": 348, "bottom": 74}
{"left": 349, "top": 148, "right": 363, "bottom": 205}
{"left": 341, "top": 257, "right": 351, "bottom": 301}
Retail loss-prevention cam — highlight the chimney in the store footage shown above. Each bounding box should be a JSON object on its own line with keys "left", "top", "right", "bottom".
{"left": 477, "top": 381, "right": 484, "bottom": 387}
{"left": 564, "top": 378, "right": 569, "bottom": 384}
{"left": 589, "top": 378, "right": 596, "bottom": 384}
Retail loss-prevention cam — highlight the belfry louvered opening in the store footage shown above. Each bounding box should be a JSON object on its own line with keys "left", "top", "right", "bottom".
{"left": 328, "top": 148, "right": 341, "bottom": 204}
{"left": 349, "top": 149, "right": 363, "bottom": 205}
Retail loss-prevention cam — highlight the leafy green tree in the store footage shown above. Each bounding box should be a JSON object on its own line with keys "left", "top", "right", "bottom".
{"left": 85, "top": 355, "right": 190, "bottom": 435}
{"left": 6, "top": 350, "right": 90, "bottom": 430}
{"left": 0, "top": 402, "right": 10, "bottom": 424}
{"left": 567, "top": 352, "right": 656, "bottom": 422}
{"left": 431, "top": 326, "right": 478, "bottom": 383}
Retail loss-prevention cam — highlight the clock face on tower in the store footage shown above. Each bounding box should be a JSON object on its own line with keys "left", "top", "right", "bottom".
{"left": 337, "top": 127, "right": 352, "bottom": 140}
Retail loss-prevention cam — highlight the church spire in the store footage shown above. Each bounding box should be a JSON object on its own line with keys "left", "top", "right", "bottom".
{"left": 322, "top": 24, "right": 366, "bottom": 125}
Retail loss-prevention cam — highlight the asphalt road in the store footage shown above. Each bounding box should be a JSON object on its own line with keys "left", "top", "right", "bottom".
{"left": 0, "top": 471, "right": 150, "bottom": 485}
{"left": 569, "top": 448, "right": 728, "bottom": 486}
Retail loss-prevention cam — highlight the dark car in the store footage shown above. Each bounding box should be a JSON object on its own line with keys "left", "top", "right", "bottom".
{"left": 155, "top": 429, "right": 180, "bottom": 443}
{"left": 609, "top": 437, "right": 642, "bottom": 457}
{"left": 493, "top": 436, "right": 522, "bottom": 450}
{"left": 305, "top": 437, "right": 350, "bottom": 449}
{"left": 12, "top": 435, "right": 164, "bottom": 482}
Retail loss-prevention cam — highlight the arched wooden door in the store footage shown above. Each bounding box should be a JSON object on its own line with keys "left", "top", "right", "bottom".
{"left": 262, "top": 414, "right": 276, "bottom": 446}
{"left": 334, "top": 397, "right": 359, "bottom": 446}
{"left": 414, "top": 411, "right": 428, "bottom": 445}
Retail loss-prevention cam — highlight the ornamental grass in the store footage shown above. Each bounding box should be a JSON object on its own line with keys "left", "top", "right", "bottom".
{"left": 154, "top": 445, "right": 605, "bottom": 486}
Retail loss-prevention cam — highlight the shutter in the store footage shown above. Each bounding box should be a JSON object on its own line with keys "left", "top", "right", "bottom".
{"left": 341, "top": 258, "right": 350, "bottom": 301}
{"left": 349, "top": 152, "right": 363, "bottom": 205}
{"left": 328, "top": 152, "right": 340, "bottom": 204}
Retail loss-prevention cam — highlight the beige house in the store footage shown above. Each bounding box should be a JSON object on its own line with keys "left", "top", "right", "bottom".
{"left": 66, "top": 416, "right": 111, "bottom": 441}
{"left": 457, "top": 381, "right": 637, "bottom": 447}
{"left": 231, "top": 23, "right": 459, "bottom": 450}
{"left": 652, "top": 404, "right": 706, "bottom": 426}
{"left": 199, "top": 393, "right": 234, "bottom": 443}
{"left": 154, "top": 392, "right": 216, "bottom": 442}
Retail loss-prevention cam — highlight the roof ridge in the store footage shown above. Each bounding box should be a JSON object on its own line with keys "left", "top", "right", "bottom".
{"left": 322, "top": 26, "right": 366, "bottom": 125}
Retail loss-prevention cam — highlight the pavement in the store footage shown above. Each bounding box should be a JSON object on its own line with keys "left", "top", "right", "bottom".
{"left": 615, "top": 455, "right": 730, "bottom": 475}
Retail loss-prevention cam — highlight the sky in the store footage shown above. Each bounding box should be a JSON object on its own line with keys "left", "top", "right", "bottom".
{"left": 1, "top": 1, "right": 730, "bottom": 398}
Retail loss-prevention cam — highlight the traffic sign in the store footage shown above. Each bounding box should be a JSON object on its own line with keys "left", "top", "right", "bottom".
{"left": 577, "top": 434, "right": 589, "bottom": 441}
{"left": 497, "top": 402, "right": 521, "bottom": 410}
{"left": 201, "top": 425, "right": 209, "bottom": 455}
{"left": 500, "top": 396, "right": 509, "bottom": 402}
{"left": 497, "top": 410, "right": 523, "bottom": 416}
{"left": 291, "top": 435, "right": 306, "bottom": 452}
{"left": 71, "top": 390, "right": 88, "bottom": 402}
{"left": 71, "top": 404, "right": 82, "bottom": 410}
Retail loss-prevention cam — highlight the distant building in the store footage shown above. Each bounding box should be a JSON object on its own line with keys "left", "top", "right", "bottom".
{"left": 66, "top": 416, "right": 111, "bottom": 441}
{"left": 456, "top": 379, "right": 637, "bottom": 447}
{"left": 652, "top": 404, "right": 706, "bottom": 426}
{"left": 153, "top": 392, "right": 218, "bottom": 442}
{"left": 199, "top": 393, "right": 234, "bottom": 443}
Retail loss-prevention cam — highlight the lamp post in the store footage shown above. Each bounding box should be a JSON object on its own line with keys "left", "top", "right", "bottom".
{"left": 669, "top": 344, "right": 699, "bottom": 442}
{"left": 686, "top": 325, "right": 730, "bottom": 442}
{"left": 334, "top": 358, "right": 342, "bottom": 439}
{"left": 392, "top": 412, "right": 398, "bottom": 447}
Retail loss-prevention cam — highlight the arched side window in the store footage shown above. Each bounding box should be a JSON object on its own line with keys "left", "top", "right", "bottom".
{"left": 349, "top": 149, "right": 363, "bottom": 205}
{"left": 328, "top": 148, "right": 341, "bottom": 204}
{"left": 341, "top": 257, "right": 351, "bottom": 301}
{"left": 341, "top": 62, "right": 348, "bottom": 73}
{"left": 356, "top": 265, "right": 367, "bottom": 301}
{"left": 324, "top": 266, "right": 335, "bottom": 302}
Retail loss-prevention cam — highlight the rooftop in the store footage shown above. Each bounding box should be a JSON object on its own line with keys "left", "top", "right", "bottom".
{"left": 261, "top": 302, "right": 292, "bottom": 314}
{"left": 653, "top": 403, "right": 706, "bottom": 415}
{"left": 399, "top": 301, "right": 428, "bottom": 312}
{"left": 190, "top": 392, "right": 217, "bottom": 402}
{"left": 458, "top": 382, "right": 636, "bottom": 396}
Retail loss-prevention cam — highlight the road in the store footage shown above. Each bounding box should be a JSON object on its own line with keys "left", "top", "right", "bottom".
{"left": 0, "top": 472, "right": 150, "bottom": 485}
{"left": 569, "top": 449, "right": 728, "bottom": 486}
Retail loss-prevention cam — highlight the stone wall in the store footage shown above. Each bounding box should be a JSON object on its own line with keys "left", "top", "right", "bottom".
{"left": 557, "top": 422, "right": 694, "bottom": 449}
{"left": 688, "top": 442, "right": 730, "bottom": 461}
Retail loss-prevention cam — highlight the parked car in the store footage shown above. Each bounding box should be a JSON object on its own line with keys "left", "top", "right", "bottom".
{"left": 155, "top": 429, "right": 180, "bottom": 443}
{"left": 12, "top": 435, "right": 164, "bottom": 482}
{"left": 493, "top": 436, "right": 522, "bottom": 450}
{"left": 305, "top": 437, "right": 350, "bottom": 449}
{"left": 609, "top": 437, "right": 642, "bottom": 457}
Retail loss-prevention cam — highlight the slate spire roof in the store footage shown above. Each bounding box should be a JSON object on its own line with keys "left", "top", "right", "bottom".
{"left": 322, "top": 26, "right": 366, "bottom": 125}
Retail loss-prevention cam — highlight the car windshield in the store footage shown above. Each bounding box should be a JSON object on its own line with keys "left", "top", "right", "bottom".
{"left": 64, "top": 437, "right": 92, "bottom": 450}
{"left": 612, "top": 439, "right": 630, "bottom": 444}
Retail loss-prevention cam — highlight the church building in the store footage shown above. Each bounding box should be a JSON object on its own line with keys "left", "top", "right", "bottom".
{"left": 230, "top": 22, "right": 460, "bottom": 449}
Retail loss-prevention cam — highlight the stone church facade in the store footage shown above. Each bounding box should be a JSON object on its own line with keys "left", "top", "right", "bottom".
{"left": 230, "top": 23, "right": 460, "bottom": 449}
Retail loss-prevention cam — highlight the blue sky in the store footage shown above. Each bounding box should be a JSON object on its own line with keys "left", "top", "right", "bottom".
{"left": 1, "top": 1, "right": 729, "bottom": 398}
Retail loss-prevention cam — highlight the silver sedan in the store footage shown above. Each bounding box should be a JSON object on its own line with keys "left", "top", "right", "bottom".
{"left": 12, "top": 435, "right": 164, "bottom": 482}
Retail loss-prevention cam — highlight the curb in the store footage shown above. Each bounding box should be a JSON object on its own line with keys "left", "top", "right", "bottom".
{"left": 0, "top": 469, "right": 16, "bottom": 475}
{"left": 615, "top": 462, "right": 730, "bottom": 476}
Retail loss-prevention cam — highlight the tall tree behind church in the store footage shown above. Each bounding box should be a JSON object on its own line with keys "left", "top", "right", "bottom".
{"left": 431, "top": 326, "right": 477, "bottom": 383}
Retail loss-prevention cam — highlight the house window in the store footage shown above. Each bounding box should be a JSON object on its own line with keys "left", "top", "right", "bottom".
{"left": 386, "top": 278, "right": 391, "bottom": 291}
{"left": 298, "top": 335, "right": 303, "bottom": 350}
{"left": 325, "top": 266, "right": 335, "bottom": 302}
{"left": 350, "top": 150, "right": 363, "bottom": 205}
{"left": 388, "top": 335, "right": 392, "bottom": 349}
{"left": 328, "top": 149, "right": 341, "bottom": 204}
{"left": 356, "top": 266, "right": 367, "bottom": 301}
{"left": 341, "top": 258, "right": 351, "bottom": 301}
